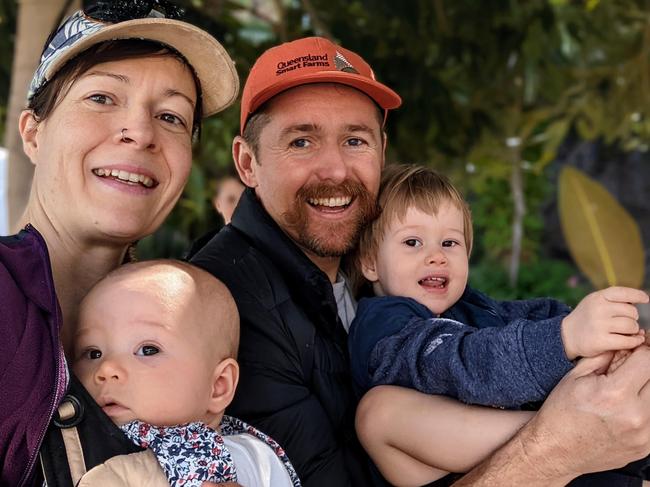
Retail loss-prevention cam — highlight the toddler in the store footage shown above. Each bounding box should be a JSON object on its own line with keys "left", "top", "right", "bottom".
{"left": 348, "top": 164, "right": 649, "bottom": 486}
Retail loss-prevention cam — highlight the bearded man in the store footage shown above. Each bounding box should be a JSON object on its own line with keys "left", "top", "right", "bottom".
{"left": 191, "top": 36, "right": 400, "bottom": 486}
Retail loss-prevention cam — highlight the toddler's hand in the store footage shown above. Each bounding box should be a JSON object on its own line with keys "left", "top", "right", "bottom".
{"left": 561, "top": 286, "right": 649, "bottom": 360}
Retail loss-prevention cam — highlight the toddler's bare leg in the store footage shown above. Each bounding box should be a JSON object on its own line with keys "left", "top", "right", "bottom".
{"left": 356, "top": 385, "right": 534, "bottom": 487}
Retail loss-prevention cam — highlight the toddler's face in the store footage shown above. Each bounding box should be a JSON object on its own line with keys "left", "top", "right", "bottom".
{"left": 363, "top": 203, "right": 469, "bottom": 315}
{"left": 73, "top": 281, "right": 216, "bottom": 427}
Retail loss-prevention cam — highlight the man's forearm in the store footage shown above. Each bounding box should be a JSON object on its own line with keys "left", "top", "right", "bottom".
{"left": 453, "top": 419, "right": 574, "bottom": 487}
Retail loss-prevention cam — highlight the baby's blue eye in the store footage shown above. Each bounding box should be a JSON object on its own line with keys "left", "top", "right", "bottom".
{"left": 136, "top": 345, "right": 160, "bottom": 356}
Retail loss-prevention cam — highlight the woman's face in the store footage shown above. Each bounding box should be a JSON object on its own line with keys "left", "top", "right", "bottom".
{"left": 21, "top": 55, "right": 197, "bottom": 243}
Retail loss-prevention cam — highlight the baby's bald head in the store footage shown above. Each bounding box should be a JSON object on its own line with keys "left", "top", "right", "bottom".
{"left": 80, "top": 260, "right": 239, "bottom": 361}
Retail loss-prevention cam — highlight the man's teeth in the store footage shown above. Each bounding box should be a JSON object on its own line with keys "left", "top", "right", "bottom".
{"left": 307, "top": 196, "right": 352, "bottom": 207}
{"left": 93, "top": 168, "right": 155, "bottom": 188}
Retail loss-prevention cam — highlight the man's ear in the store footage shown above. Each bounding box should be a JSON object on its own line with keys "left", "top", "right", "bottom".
{"left": 19, "top": 110, "right": 40, "bottom": 165}
{"left": 232, "top": 136, "right": 257, "bottom": 188}
{"left": 360, "top": 254, "right": 379, "bottom": 283}
{"left": 207, "top": 358, "right": 239, "bottom": 415}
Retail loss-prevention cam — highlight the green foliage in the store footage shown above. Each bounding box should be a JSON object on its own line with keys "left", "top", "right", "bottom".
{"left": 469, "top": 257, "right": 592, "bottom": 307}
{"left": 4, "top": 0, "right": 641, "bottom": 293}
{"left": 468, "top": 171, "right": 551, "bottom": 264}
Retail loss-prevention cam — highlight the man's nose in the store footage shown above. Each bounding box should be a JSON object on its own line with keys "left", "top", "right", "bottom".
{"left": 314, "top": 144, "right": 348, "bottom": 183}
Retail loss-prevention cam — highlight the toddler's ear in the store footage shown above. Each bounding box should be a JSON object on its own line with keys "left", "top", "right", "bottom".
{"left": 360, "top": 255, "right": 379, "bottom": 283}
{"left": 208, "top": 358, "right": 239, "bottom": 415}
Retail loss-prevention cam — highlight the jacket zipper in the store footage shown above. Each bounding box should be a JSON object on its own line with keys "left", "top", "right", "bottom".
{"left": 18, "top": 226, "right": 67, "bottom": 487}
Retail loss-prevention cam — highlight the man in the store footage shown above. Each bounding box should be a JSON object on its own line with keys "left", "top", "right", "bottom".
{"left": 191, "top": 37, "right": 650, "bottom": 486}
{"left": 192, "top": 37, "right": 398, "bottom": 485}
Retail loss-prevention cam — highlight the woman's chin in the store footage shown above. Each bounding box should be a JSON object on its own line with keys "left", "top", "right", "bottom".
{"left": 92, "top": 217, "right": 159, "bottom": 245}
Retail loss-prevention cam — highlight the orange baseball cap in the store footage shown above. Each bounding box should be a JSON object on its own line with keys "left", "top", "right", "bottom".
{"left": 240, "top": 36, "right": 402, "bottom": 132}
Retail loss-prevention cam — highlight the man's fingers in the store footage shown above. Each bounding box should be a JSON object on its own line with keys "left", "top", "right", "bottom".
{"left": 608, "top": 345, "right": 650, "bottom": 391}
{"left": 570, "top": 352, "right": 615, "bottom": 377}
{"left": 603, "top": 286, "right": 649, "bottom": 305}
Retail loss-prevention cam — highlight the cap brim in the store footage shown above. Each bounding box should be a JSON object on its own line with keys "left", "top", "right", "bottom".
{"left": 249, "top": 70, "right": 402, "bottom": 116}
{"left": 42, "top": 18, "right": 239, "bottom": 117}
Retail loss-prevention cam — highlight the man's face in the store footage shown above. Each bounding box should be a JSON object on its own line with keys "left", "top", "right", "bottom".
{"left": 246, "top": 84, "right": 384, "bottom": 259}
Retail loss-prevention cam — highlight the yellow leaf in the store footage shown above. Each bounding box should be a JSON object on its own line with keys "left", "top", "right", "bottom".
{"left": 558, "top": 166, "right": 645, "bottom": 289}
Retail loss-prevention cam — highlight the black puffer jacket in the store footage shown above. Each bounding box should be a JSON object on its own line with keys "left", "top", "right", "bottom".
{"left": 190, "top": 188, "right": 376, "bottom": 486}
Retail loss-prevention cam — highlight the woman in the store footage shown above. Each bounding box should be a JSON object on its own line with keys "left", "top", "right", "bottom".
{"left": 0, "top": 3, "right": 238, "bottom": 486}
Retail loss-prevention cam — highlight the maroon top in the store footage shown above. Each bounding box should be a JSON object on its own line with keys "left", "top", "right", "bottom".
{"left": 0, "top": 225, "right": 67, "bottom": 487}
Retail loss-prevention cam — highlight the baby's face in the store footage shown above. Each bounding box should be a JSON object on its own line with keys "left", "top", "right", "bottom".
{"left": 363, "top": 203, "right": 469, "bottom": 315}
{"left": 73, "top": 279, "right": 216, "bottom": 427}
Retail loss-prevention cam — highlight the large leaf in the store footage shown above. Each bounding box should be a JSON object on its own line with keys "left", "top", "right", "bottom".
{"left": 558, "top": 166, "right": 645, "bottom": 289}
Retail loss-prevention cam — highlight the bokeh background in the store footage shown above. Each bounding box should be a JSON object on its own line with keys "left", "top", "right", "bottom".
{"left": 1, "top": 0, "right": 648, "bottom": 306}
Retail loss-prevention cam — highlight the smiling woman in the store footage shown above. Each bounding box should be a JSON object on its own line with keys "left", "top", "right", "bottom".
{"left": 0, "top": 4, "right": 238, "bottom": 487}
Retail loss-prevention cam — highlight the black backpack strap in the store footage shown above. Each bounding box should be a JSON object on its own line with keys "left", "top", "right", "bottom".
{"left": 39, "top": 374, "right": 144, "bottom": 487}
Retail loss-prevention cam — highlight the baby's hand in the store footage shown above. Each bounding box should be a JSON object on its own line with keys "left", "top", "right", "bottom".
{"left": 561, "top": 286, "right": 649, "bottom": 360}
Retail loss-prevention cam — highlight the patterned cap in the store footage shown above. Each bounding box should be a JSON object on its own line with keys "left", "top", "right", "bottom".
{"left": 28, "top": 4, "right": 238, "bottom": 117}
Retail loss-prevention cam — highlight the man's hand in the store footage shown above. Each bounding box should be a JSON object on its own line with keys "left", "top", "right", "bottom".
{"left": 528, "top": 345, "right": 650, "bottom": 478}
{"left": 454, "top": 346, "right": 650, "bottom": 487}
{"left": 561, "top": 286, "right": 648, "bottom": 360}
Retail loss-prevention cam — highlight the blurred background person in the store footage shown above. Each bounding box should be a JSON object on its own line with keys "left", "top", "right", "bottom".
{"left": 213, "top": 176, "right": 245, "bottom": 225}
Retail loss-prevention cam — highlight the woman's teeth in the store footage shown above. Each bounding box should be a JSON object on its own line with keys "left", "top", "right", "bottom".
{"left": 93, "top": 168, "right": 155, "bottom": 188}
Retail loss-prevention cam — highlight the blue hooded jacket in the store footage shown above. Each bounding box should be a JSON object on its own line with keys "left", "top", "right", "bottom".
{"left": 349, "top": 286, "right": 573, "bottom": 408}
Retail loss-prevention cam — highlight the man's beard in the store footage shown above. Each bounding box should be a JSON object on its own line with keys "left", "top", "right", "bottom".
{"left": 283, "top": 180, "right": 378, "bottom": 258}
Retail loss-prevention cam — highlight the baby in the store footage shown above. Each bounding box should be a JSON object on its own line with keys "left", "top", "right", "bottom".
{"left": 72, "top": 260, "right": 301, "bottom": 487}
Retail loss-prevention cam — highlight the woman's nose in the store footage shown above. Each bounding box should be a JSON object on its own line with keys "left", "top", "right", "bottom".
{"left": 116, "top": 113, "right": 157, "bottom": 151}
